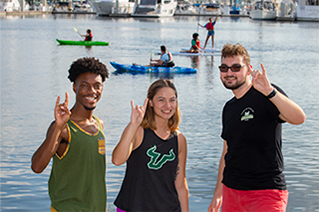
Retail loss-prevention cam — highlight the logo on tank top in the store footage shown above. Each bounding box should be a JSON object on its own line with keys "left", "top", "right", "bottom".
{"left": 98, "top": 138, "right": 105, "bottom": 155}
{"left": 241, "top": 107, "right": 254, "bottom": 121}
{"left": 146, "top": 145, "right": 175, "bottom": 170}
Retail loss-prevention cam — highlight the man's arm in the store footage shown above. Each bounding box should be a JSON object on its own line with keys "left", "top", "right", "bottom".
{"left": 31, "top": 93, "right": 71, "bottom": 173}
{"left": 208, "top": 140, "right": 227, "bottom": 212}
{"left": 250, "top": 64, "right": 306, "bottom": 125}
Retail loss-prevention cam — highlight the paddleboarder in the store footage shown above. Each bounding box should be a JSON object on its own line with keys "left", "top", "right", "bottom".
{"left": 31, "top": 57, "right": 109, "bottom": 212}
{"left": 208, "top": 43, "right": 306, "bottom": 212}
{"left": 112, "top": 79, "right": 189, "bottom": 212}
{"left": 180, "top": 33, "right": 203, "bottom": 53}
{"left": 198, "top": 13, "right": 219, "bottom": 49}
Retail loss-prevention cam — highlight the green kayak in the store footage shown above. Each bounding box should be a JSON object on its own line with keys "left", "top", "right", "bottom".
{"left": 56, "top": 39, "right": 109, "bottom": 46}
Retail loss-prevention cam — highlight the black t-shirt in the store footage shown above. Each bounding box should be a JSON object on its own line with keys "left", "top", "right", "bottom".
{"left": 114, "top": 128, "right": 181, "bottom": 212}
{"left": 221, "top": 85, "right": 287, "bottom": 190}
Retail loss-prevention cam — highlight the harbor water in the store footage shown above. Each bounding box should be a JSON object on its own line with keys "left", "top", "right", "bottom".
{"left": 0, "top": 14, "right": 319, "bottom": 211}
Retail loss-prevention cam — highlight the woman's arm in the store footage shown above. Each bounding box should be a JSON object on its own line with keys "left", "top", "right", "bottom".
{"left": 175, "top": 132, "right": 189, "bottom": 212}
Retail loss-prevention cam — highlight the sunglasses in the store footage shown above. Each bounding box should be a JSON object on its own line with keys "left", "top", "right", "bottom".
{"left": 219, "top": 64, "right": 245, "bottom": 72}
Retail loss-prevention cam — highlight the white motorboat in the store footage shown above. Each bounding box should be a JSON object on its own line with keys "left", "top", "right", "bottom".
{"left": 73, "top": 0, "right": 94, "bottom": 12}
{"left": 131, "top": 0, "right": 177, "bottom": 17}
{"left": 91, "top": 0, "right": 135, "bottom": 16}
{"left": 195, "top": 3, "right": 222, "bottom": 15}
{"left": 250, "top": 0, "right": 277, "bottom": 20}
{"left": 174, "top": 1, "right": 197, "bottom": 15}
{"left": 295, "top": 0, "right": 319, "bottom": 21}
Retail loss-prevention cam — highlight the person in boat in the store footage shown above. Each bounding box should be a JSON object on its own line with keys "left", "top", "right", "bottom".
{"left": 208, "top": 43, "right": 306, "bottom": 212}
{"left": 180, "top": 33, "right": 203, "bottom": 53}
{"left": 112, "top": 79, "right": 189, "bottom": 212}
{"left": 149, "top": 45, "right": 175, "bottom": 67}
{"left": 31, "top": 57, "right": 110, "bottom": 212}
{"left": 81, "top": 29, "right": 93, "bottom": 41}
{"left": 198, "top": 13, "right": 219, "bottom": 49}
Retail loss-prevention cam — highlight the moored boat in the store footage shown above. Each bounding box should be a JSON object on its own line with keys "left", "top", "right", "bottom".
{"left": 250, "top": 0, "right": 277, "bottom": 20}
{"left": 91, "top": 0, "right": 135, "bottom": 16}
{"left": 56, "top": 39, "right": 109, "bottom": 46}
{"left": 131, "top": 0, "right": 177, "bottom": 17}
{"left": 295, "top": 0, "right": 319, "bottom": 21}
{"left": 110, "top": 61, "right": 197, "bottom": 73}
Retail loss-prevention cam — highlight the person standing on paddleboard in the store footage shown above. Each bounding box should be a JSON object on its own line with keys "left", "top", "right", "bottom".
{"left": 198, "top": 13, "right": 219, "bottom": 50}
{"left": 112, "top": 79, "right": 189, "bottom": 212}
{"left": 31, "top": 57, "right": 109, "bottom": 212}
{"left": 208, "top": 43, "right": 306, "bottom": 212}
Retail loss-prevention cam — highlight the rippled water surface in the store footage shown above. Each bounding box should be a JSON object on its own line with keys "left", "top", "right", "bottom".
{"left": 0, "top": 14, "right": 319, "bottom": 211}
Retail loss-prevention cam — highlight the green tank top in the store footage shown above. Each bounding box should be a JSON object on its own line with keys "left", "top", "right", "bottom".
{"left": 49, "top": 115, "right": 106, "bottom": 211}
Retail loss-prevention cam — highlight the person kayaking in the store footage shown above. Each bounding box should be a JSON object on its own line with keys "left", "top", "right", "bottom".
{"left": 149, "top": 45, "right": 174, "bottom": 67}
{"left": 81, "top": 29, "right": 93, "bottom": 41}
{"left": 133, "top": 45, "right": 174, "bottom": 67}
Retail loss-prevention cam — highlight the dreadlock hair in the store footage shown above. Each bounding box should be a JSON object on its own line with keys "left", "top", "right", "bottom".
{"left": 68, "top": 57, "right": 109, "bottom": 82}
{"left": 221, "top": 43, "right": 251, "bottom": 66}
{"left": 141, "top": 79, "right": 180, "bottom": 132}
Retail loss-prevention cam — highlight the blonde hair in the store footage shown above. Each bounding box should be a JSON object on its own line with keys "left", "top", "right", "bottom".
{"left": 141, "top": 79, "right": 180, "bottom": 132}
{"left": 221, "top": 43, "right": 250, "bottom": 65}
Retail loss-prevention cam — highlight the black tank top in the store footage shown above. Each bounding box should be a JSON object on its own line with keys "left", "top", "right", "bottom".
{"left": 114, "top": 128, "right": 181, "bottom": 212}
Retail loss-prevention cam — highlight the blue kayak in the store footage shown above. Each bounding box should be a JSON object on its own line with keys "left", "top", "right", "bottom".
{"left": 110, "top": 61, "right": 197, "bottom": 74}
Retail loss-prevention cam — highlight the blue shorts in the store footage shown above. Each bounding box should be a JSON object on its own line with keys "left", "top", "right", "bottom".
{"left": 207, "top": 30, "right": 215, "bottom": 36}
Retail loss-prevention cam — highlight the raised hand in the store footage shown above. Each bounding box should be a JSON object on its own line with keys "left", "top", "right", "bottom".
{"left": 130, "top": 98, "right": 148, "bottom": 125}
{"left": 250, "top": 63, "right": 274, "bottom": 96}
{"left": 54, "top": 92, "right": 71, "bottom": 128}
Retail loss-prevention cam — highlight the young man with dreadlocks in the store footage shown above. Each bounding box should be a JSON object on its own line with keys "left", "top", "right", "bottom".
{"left": 31, "top": 57, "right": 109, "bottom": 212}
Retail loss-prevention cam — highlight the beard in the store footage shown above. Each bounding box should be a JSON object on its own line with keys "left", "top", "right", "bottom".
{"left": 221, "top": 76, "right": 246, "bottom": 90}
{"left": 83, "top": 104, "right": 96, "bottom": 111}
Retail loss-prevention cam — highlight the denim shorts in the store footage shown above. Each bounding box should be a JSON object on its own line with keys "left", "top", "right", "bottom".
{"left": 207, "top": 30, "right": 215, "bottom": 36}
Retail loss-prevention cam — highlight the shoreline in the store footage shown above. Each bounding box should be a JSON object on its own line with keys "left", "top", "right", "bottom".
{"left": 1, "top": 11, "right": 318, "bottom": 22}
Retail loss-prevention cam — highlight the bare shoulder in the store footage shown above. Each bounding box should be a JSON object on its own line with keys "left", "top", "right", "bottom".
{"left": 176, "top": 130, "right": 186, "bottom": 141}
{"left": 175, "top": 130, "right": 187, "bottom": 152}
{"left": 97, "top": 117, "right": 104, "bottom": 129}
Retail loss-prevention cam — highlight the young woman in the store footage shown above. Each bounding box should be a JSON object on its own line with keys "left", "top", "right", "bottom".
{"left": 112, "top": 79, "right": 189, "bottom": 212}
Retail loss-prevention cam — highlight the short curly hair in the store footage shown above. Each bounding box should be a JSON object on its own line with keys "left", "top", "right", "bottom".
{"left": 68, "top": 57, "right": 109, "bottom": 82}
{"left": 221, "top": 43, "right": 250, "bottom": 65}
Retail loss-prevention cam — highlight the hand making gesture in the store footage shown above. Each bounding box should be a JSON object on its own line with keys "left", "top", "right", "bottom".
{"left": 54, "top": 92, "right": 71, "bottom": 128}
{"left": 250, "top": 63, "right": 274, "bottom": 97}
{"left": 130, "top": 98, "right": 149, "bottom": 125}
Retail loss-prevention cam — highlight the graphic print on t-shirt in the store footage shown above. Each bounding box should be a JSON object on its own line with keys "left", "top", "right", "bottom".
{"left": 240, "top": 107, "right": 254, "bottom": 122}
{"left": 146, "top": 145, "right": 176, "bottom": 170}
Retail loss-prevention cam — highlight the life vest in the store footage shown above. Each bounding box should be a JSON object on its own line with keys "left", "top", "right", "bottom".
{"left": 85, "top": 32, "right": 93, "bottom": 41}
{"left": 206, "top": 22, "right": 214, "bottom": 30}
{"left": 192, "top": 39, "right": 201, "bottom": 49}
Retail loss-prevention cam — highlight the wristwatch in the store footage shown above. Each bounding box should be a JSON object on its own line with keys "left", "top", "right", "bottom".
{"left": 267, "top": 88, "right": 277, "bottom": 99}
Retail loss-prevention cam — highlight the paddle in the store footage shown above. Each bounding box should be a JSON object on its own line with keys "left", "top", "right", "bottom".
{"left": 150, "top": 50, "right": 153, "bottom": 60}
{"left": 73, "top": 27, "right": 82, "bottom": 38}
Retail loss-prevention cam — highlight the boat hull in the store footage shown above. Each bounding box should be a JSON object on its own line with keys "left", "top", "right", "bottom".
{"left": 131, "top": 0, "right": 177, "bottom": 17}
{"left": 250, "top": 9, "right": 276, "bottom": 20}
{"left": 91, "top": 0, "right": 135, "bottom": 16}
{"left": 110, "top": 61, "right": 197, "bottom": 73}
{"left": 56, "top": 39, "right": 109, "bottom": 46}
